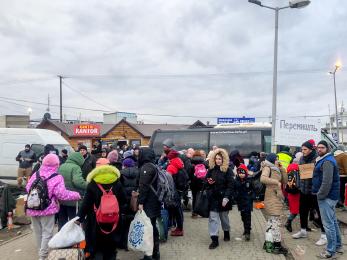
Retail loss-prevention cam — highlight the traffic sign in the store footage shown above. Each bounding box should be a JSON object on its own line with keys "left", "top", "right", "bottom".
{"left": 217, "top": 117, "right": 256, "bottom": 124}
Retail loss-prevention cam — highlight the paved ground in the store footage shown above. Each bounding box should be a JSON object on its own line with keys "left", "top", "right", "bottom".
{"left": 0, "top": 209, "right": 285, "bottom": 260}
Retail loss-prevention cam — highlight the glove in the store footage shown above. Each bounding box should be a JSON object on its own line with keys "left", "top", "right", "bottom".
{"left": 222, "top": 198, "right": 229, "bottom": 207}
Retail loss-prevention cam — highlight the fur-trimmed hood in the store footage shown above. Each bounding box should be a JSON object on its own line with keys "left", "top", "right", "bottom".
{"left": 87, "top": 165, "right": 120, "bottom": 184}
{"left": 208, "top": 148, "right": 229, "bottom": 173}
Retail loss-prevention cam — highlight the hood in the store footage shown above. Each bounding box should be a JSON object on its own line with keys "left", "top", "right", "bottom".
{"left": 334, "top": 150, "right": 346, "bottom": 157}
{"left": 86, "top": 165, "right": 120, "bottom": 184}
{"left": 262, "top": 160, "right": 280, "bottom": 173}
{"left": 209, "top": 148, "right": 229, "bottom": 173}
{"left": 39, "top": 154, "right": 60, "bottom": 178}
{"left": 138, "top": 148, "right": 156, "bottom": 167}
{"left": 66, "top": 152, "right": 84, "bottom": 167}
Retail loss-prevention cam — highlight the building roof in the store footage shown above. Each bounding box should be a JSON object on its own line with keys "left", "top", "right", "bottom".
{"left": 37, "top": 119, "right": 190, "bottom": 138}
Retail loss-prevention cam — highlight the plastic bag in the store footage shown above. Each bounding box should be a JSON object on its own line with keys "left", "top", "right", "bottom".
{"left": 128, "top": 210, "right": 153, "bottom": 256}
{"left": 264, "top": 227, "right": 274, "bottom": 253}
{"left": 48, "top": 217, "right": 85, "bottom": 249}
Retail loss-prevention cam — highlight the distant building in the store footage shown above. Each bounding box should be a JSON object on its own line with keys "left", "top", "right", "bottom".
{"left": 325, "top": 105, "right": 347, "bottom": 144}
{"left": 0, "top": 115, "right": 30, "bottom": 128}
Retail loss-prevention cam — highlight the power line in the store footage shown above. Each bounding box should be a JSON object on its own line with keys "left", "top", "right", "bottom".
{"left": 0, "top": 96, "right": 332, "bottom": 120}
{"left": 62, "top": 80, "right": 115, "bottom": 111}
{"left": 0, "top": 77, "right": 55, "bottom": 86}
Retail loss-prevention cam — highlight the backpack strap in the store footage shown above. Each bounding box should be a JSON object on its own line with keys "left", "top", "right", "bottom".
{"left": 46, "top": 173, "right": 58, "bottom": 181}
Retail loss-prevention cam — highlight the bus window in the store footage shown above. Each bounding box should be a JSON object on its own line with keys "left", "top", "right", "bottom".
{"left": 209, "top": 130, "right": 262, "bottom": 156}
{"left": 263, "top": 136, "right": 271, "bottom": 154}
{"left": 152, "top": 131, "right": 209, "bottom": 155}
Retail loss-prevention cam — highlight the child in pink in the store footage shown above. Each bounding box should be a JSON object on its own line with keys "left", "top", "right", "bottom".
{"left": 26, "top": 154, "right": 81, "bottom": 260}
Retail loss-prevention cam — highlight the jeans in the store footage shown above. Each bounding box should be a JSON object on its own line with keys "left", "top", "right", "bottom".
{"left": 208, "top": 211, "right": 230, "bottom": 236}
{"left": 58, "top": 205, "right": 77, "bottom": 231}
{"left": 318, "top": 198, "right": 342, "bottom": 255}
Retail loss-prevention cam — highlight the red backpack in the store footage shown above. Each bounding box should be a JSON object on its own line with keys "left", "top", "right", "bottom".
{"left": 94, "top": 184, "right": 120, "bottom": 234}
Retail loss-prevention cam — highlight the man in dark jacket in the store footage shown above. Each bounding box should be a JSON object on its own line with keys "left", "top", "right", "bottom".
{"left": 79, "top": 145, "right": 96, "bottom": 180}
{"left": 313, "top": 141, "right": 342, "bottom": 259}
{"left": 138, "top": 148, "right": 161, "bottom": 260}
{"left": 292, "top": 140, "right": 326, "bottom": 246}
{"left": 16, "top": 144, "right": 37, "bottom": 187}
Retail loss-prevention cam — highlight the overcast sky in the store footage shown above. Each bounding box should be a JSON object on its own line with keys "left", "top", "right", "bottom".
{"left": 0, "top": 0, "right": 346, "bottom": 125}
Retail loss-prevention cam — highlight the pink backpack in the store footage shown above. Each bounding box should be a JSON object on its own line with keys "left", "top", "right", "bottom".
{"left": 194, "top": 164, "right": 208, "bottom": 179}
{"left": 94, "top": 184, "right": 120, "bottom": 234}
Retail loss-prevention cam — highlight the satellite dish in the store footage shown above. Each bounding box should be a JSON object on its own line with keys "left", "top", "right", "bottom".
{"left": 43, "top": 113, "right": 52, "bottom": 120}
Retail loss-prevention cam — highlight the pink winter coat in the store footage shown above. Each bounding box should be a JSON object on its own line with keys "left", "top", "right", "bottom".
{"left": 26, "top": 154, "right": 81, "bottom": 217}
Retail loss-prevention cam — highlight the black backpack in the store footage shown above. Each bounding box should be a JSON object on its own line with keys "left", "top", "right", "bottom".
{"left": 174, "top": 168, "right": 189, "bottom": 192}
{"left": 26, "top": 172, "right": 58, "bottom": 210}
{"left": 251, "top": 167, "right": 271, "bottom": 201}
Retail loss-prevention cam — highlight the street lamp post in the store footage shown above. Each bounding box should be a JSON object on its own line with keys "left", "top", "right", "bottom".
{"left": 329, "top": 62, "right": 342, "bottom": 144}
{"left": 249, "top": 0, "right": 310, "bottom": 152}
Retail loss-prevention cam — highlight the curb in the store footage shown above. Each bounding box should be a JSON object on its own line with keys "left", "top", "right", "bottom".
{"left": 0, "top": 229, "right": 32, "bottom": 247}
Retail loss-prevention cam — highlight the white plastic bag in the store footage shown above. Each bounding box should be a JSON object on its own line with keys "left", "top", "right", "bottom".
{"left": 128, "top": 210, "right": 153, "bottom": 256}
{"left": 48, "top": 217, "right": 85, "bottom": 249}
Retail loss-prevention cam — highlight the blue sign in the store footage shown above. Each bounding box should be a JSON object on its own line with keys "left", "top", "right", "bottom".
{"left": 217, "top": 117, "right": 256, "bottom": 124}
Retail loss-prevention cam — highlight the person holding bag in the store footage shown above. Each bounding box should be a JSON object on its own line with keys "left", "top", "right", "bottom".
{"left": 205, "top": 148, "right": 235, "bottom": 249}
{"left": 137, "top": 148, "right": 161, "bottom": 260}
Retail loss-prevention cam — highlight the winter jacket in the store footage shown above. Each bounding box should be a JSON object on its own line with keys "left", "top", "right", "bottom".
{"left": 190, "top": 156, "right": 208, "bottom": 192}
{"left": 234, "top": 177, "right": 254, "bottom": 212}
{"left": 180, "top": 154, "right": 193, "bottom": 175}
{"left": 299, "top": 150, "right": 317, "bottom": 195}
{"left": 26, "top": 154, "right": 80, "bottom": 217}
{"left": 334, "top": 150, "right": 347, "bottom": 175}
{"left": 16, "top": 149, "right": 37, "bottom": 168}
{"left": 120, "top": 166, "right": 139, "bottom": 205}
{"left": 206, "top": 149, "right": 235, "bottom": 212}
{"left": 81, "top": 153, "right": 96, "bottom": 180}
{"left": 260, "top": 160, "right": 288, "bottom": 216}
{"left": 58, "top": 152, "right": 87, "bottom": 207}
{"left": 312, "top": 154, "right": 340, "bottom": 201}
{"left": 138, "top": 148, "right": 161, "bottom": 218}
{"left": 77, "top": 165, "right": 127, "bottom": 255}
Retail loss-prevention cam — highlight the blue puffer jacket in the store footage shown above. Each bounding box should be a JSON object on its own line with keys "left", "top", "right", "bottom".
{"left": 312, "top": 154, "right": 340, "bottom": 201}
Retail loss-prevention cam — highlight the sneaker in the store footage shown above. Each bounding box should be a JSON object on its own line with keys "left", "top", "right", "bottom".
{"left": 317, "top": 250, "right": 337, "bottom": 259}
{"left": 316, "top": 235, "right": 327, "bottom": 246}
{"left": 292, "top": 230, "right": 307, "bottom": 239}
{"left": 336, "top": 247, "right": 344, "bottom": 255}
{"left": 170, "top": 228, "right": 184, "bottom": 236}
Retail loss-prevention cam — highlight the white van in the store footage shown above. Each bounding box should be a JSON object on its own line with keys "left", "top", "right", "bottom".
{"left": 0, "top": 128, "right": 74, "bottom": 185}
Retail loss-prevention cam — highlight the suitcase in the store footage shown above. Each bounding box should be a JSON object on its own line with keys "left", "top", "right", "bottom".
{"left": 47, "top": 248, "right": 85, "bottom": 260}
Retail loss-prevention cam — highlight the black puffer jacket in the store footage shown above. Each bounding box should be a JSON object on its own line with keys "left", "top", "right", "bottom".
{"left": 120, "top": 167, "right": 139, "bottom": 204}
{"left": 138, "top": 148, "right": 161, "bottom": 219}
{"left": 234, "top": 177, "right": 254, "bottom": 212}
{"left": 206, "top": 166, "right": 235, "bottom": 212}
{"left": 190, "top": 156, "right": 208, "bottom": 191}
{"left": 81, "top": 153, "right": 96, "bottom": 180}
{"left": 299, "top": 150, "right": 317, "bottom": 195}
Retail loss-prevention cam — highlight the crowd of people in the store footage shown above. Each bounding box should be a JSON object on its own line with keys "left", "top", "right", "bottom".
{"left": 16, "top": 137, "right": 347, "bottom": 259}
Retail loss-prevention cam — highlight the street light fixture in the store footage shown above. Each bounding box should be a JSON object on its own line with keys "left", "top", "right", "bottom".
{"left": 329, "top": 61, "right": 342, "bottom": 144}
{"left": 248, "top": 0, "right": 310, "bottom": 152}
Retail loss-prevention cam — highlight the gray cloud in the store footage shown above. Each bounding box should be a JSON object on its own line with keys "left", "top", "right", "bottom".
{"left": 0, "top": 0, "right": 346, "bottom": 125}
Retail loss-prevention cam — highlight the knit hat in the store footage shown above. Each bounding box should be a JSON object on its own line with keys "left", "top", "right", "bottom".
{"left": 96, "top": 158, "right": 110, "bottom": 167}
{"left": 266, "top": 153, "right": 277, "bottom": 164}
{"left": 167, "top": 150, "right": 179, "bottom": 160}
{"left": 287, "top": 163, "right": 299, "bottom": 173}
{"left": 123, "top": 150, "right": 133, "bottom": 159}
{"left": 302, "top": 139, "right": 316, "bottom": 150}
{"left": 237, "top": 164, "right": 249, "bottom": 177}
{"left": 317, "top": 140, "right": 329, "bottom": 150}
{"left": 61, "top": 149, "right": 68, "bottom": 155}
{"left": 78, "top": 145, "right": 88, "bottom": 151}
{"left": 123, "top": 158, "right": 135, "bottom": 168}
{"left": 42, "top": 154, "right": 60, "bottom": 167}
{"left": 162, "top": 138, "right": 175, "bottom": 148}
{"left": 107, "top": 150, "right": 119, "bottom": 163}
{"left": 25, "top": 144, "right": 30, "bottom": 148}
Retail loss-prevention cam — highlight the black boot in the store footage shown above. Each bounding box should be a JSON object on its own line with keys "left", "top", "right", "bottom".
{"left": 152, "top": 252, "right": 160, "bottom": 260}
{"left": 272, "top": 242, "right": 288, "bottom": 256}
{"left": 140, "top": 256, "right": 153, "bottom": 260}
{"left": 244, "top": 231, "right": 250, "bottom": 241}
{"left": 223, "top": 231, "right": 230, "bottom": 241}
{"left": 209, "top": 236, "right": 219, "bottom": 249}
{"left": 285, "top": 220, "right": 292, "bottom": 233}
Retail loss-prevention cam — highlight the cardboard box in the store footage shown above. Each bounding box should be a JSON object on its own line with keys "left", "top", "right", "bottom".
{"left": 14, "top": 196, "right": 26, "bottom": 217}
{"left": 299, "top": 163, "right": 315, "bottom": 180}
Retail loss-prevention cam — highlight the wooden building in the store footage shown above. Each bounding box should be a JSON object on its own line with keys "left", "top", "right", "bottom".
{"left": 37, "top": 119, "right": 189, "bottom": 150}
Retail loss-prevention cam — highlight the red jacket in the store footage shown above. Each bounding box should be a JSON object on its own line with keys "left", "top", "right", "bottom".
{"left": 167, "top": 157, "right": 184, "bottom": 175}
